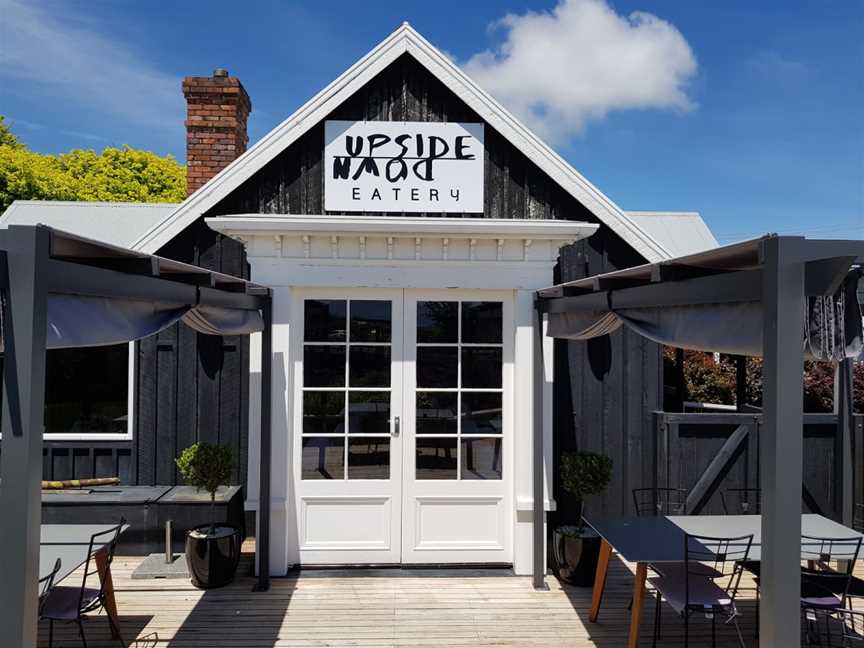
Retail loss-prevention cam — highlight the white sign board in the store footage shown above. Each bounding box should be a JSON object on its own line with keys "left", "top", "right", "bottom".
{"left": 324, "top": 120, "right": 484, "bottom": 213}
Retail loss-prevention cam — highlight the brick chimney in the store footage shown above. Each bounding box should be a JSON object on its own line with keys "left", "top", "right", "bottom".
{"left": 182, "top": 68, "right": 251, "bottom": 196}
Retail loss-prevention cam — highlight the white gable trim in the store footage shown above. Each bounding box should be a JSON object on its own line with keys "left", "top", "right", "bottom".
{"left": 132, "top": 23, "right": 671, "bottom": 263}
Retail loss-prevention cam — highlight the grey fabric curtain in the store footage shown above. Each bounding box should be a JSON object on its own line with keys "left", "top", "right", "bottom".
{"left": 45, "top": 295, "right": 188, "bottom": 349}
{"left": 182, "top": 304, "right": 265, "bottom": 336}
{"left": 548, "top": 275, "right": 863, "bottom": 362}
{"left": 1, "top": 293, "right": 266, "bottom": 351}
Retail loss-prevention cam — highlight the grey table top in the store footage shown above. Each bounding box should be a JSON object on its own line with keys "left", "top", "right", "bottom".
{"left": 585, "top": 514, "right": 863, "bottom": 563}
{"left": 41, "top": 486, "right": 172, "bottom": 505}
{"left": 39, "top": 524, "right": 130, "bottom": 582}
{"left": 158, "top": 485, "right": 241, "bottom": 504}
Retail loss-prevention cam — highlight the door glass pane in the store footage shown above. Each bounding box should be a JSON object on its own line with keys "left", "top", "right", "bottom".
{"left": 461, "top": 302, "right": 502, "bottom": 343}
{"left": 302, "top": 437, "right": 345, "bottom": 479}
{"left": 347, "top": 437, "right": 390, "bottom": 479}
{"left": 348, "top": 392, "right": 390, "bottom": 434}
{"left": 460, "top": 392, "right": 502, "bottom": 435}
{"left": 417, "top": 302, "right": 458, "bottom": 342}
{"left": 415, "top": 437, "right": 458, "bottom": 479}
{"left": 349, "top": 346, "right": 391, "bottom": 387}
{"left": 304, "top": 300, "right": 346, "bottom": 342}
{"left": 303, "top": 346, "right": 346, "bottom": 387}
{"left": 417, "top": 347, "right": 457, "bottom": 388}
{"left": 461, "top": 347, "right": 502, "bottom": 388}
{"left": 303, "top": 392, "right": 345, "bottom": 435}
{"left": 351, "top": 300, "right": 392, "bottom": 342}
{"left": 416, "top": 392, "right": 457, "bottom": 435}
{"left": 461, "top": 438, "right": 502, "bottom": 480}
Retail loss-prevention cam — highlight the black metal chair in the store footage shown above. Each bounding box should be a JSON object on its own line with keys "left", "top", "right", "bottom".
{"left": 798, "top": 535, "right": 863, "bottom": 645}
{"left": 651, "top": 532, "right": 753, "bottom": 648}
{"left": 633, "top": 487, "right": 688, "bottom": 517}
{"left": 41, "top": 520, "right": 126, "bottom": 648}
{"left": 720, "top": 488, "right": 761, "bottom": 515}
{"left": 38, "top": 558, "right": 62, "bottom": 616}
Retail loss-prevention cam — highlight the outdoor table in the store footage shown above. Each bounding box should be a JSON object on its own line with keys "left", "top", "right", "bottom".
{"left": 585, "top": 514, "right": 864, "bottom": 648}
{"left": 39, "top": 523, "right": 129, "bottom": 638}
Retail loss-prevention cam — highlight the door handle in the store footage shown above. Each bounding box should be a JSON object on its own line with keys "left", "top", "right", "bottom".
{"left": 393, "top": 416, "right": 400, "bottom": 437}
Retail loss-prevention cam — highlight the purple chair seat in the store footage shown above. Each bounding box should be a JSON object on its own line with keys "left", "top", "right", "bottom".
{"left": 41, "top": 586, "right": 100, "bottom": 620}
{"left": 649, "top": 574, "right": 733, "bottom": 615}
{"left": 800, "top": 594, "right": 843, "bottom": 610}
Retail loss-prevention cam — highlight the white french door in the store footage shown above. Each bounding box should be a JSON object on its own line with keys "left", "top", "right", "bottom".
{"left": 292, "top": 288, "right": 512, "bottom": 565}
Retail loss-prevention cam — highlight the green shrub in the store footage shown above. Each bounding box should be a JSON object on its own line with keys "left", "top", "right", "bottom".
{"left": 560, "top": 451, "right": 613, "bottom": 531}
{"left": 175, "top": 442, "right": 233, "bottom": 532}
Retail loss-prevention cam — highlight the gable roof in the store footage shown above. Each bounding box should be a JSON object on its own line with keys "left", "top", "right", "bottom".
{"left": 131, "top": 23, "right": 673, "bottom": 262}
{"left": 625, "top": 211, "right": 718, "bottom": 257}
{"left": 1, "top": 201, "right": 178, "bottom": 248}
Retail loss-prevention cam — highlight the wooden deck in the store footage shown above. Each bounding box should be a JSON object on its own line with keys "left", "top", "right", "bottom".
{"left": 37, "top": 550, "right": 785, "bottom": 647}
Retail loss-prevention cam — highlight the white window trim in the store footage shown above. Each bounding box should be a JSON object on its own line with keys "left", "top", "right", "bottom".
{"left": 41, "top": 342, "right": 135, "bottom": 442}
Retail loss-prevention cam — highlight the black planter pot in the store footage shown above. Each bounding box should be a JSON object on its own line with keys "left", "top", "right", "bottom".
{"left": 553, "top": 525, "right": 601, "bottom": 586}
{"left": 186, "top": 524, "right": 241, "bottom": 589}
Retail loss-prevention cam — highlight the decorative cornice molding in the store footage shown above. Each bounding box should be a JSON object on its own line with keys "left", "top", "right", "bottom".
{"left": 206, "top": 214, "right": 597, "bottom": 265}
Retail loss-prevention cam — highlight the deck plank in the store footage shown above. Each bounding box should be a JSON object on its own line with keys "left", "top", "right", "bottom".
{"left": 37, "top": 547, "right": 848, "bottom": 647}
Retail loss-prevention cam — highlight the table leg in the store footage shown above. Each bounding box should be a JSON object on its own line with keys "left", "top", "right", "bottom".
{"left": 589, "top": 539, "right": 613, "bottom": 622}
{"left": 94, "top": 548, "right": 122, "bottom": 640}
{"left": 628, "top": 562, "right": 649, "bottom": 648}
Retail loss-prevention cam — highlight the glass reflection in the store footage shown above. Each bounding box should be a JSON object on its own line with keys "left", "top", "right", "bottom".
{"left": 351, "top": 300, "right": 392, "bottom": 342}
{"left": 417, "top": 301, "right": 458, "bottom": 343}
{"left": 304, "top": 300, "right": 346, "bottom": 342}
{"left": 303, "top": 346, "right": 346, "bottom": 387}
{"left": 347, "top": 437, "right": 390, "bottom": 479}
{"left": 460, "top": 392, "right": 502, "bottom": 435}
{"left": 349, "top": 346, "right": 391, "bottom": 387}
{"left": 302, "top": 437, "right": 345, "bottom": 479}
{"left": 461, "top": 438, "right": 502, "bottom": 480}
{"left": 417, "top": 346, "right": 457, "bottom": 388}
{"left": 461, "top": 302, "right": 502, "bottom": 343}
{"left": 302, "top": 392, "right": 345, "bottom": 435}
{"left": 416, "top": 392, "right": 458, "bottom": 435}
{"left": 416, "top": 437, "right": 458, "bottom": 479}
{"left": 348, "top": 392, "right": 390, "bottom": 434}
{"left": 461, "top": 347, "right": 502, "bottom": 388}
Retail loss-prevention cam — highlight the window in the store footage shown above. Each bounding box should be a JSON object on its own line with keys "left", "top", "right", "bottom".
{"left": 301, "top": 299, "right": 393, "bottom": 480}
{"left": 415, "top": 301, "right": 503, "bottom": 480}
{"left": 44, "top": 344, "right": 132, "bottom": 437}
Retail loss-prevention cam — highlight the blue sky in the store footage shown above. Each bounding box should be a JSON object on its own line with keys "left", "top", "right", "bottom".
{"left": 1, "top": 0, "right": 862, "bottom": 243}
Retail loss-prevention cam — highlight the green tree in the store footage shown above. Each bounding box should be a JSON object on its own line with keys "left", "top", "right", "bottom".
{"left": 0, "top": 116, "right": 185, "bottom": 213}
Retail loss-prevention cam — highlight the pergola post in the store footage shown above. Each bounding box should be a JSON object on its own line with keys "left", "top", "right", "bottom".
{"left": 532, "top": 302, "right": 546, "bottom": 590}
{"left": 835, "top": 357, "right": 855, "bottom": 526}
{"left": 255, "top": 296, "right": 273, "bottom": 591}
{"left": 759, "top": 237, "right": 805, "bottom": 647}
{"left": 0, "top": 227, "right": 50, "bottom": 647}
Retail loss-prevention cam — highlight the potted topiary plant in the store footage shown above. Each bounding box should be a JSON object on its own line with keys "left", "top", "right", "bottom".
{"left": 553, "top": 451, "right": 613, "bottom": 586}
{"left": 175, "top": 442, "right": 241, "bottom": 588}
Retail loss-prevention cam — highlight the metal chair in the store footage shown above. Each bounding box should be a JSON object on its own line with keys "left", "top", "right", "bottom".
{"left": 41, "top": 520, "right": 126, "bottom": 648}
{"left": 798, "top": 535, "right": 863, "bottom": 645}
{"left": 720, "top": 488, "right": 761, "bottom": 515}
{"left": 633, "top": 487, "right": 688, "bottom": 517}
{"left": 650, "top": 532, "right": 753, "bottom": 648}
{"left": 38, "top": 558, "right": 62, "bottom": 616}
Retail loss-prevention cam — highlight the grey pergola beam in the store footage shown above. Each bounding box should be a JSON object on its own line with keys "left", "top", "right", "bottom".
{"left": 255, "top": 298, "right": 273, "bottom": 592}
{"left": 0, "top": 227, "right": 50, "bottom": 648}
{"left": 758, "top": 236, "right": 805, "bottom": 648}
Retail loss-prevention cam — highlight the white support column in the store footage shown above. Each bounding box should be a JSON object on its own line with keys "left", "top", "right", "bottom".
{"left": 759, "top": 237, "right": 805, "bottom": 648}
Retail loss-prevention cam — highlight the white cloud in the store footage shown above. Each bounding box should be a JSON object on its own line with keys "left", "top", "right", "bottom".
{"left": 0, "top": 0, "right": 183, "bottom": 132}
{"left": 463, "top": 0, "right": 698, "bottom": 144}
